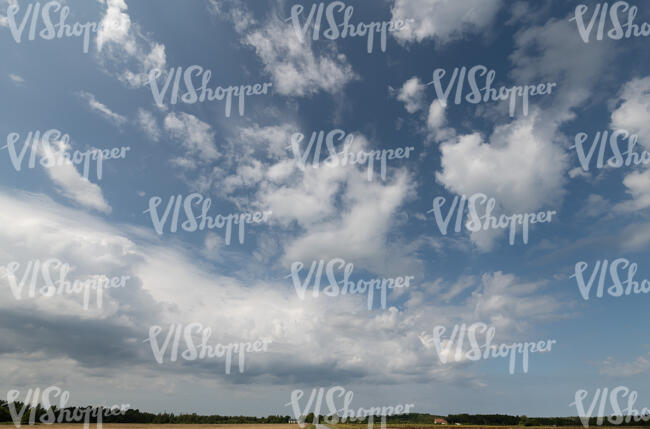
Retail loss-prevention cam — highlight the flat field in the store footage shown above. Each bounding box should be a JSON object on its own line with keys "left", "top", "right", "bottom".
{"left": 17, "top": 425, "right": 650, "bottom": 429}
{"left": 32, "top": 425, "right": 303, "bottom": 429}
{"left": 327, "top": 425, "right": 649, "bottom": 429}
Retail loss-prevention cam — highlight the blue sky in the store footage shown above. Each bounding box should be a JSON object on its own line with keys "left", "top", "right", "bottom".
{"left": 1, "top": 0, "right": 650, "bottom": 418}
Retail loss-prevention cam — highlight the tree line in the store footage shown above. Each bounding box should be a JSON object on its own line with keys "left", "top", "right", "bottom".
{"left": 0, "top": 401, "right": 290, "bottom": 424}
{"left": 1, "top": 402, "right": 648, "bottom": 426}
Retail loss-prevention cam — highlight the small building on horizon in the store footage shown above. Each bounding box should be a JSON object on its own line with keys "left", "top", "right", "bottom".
{"left": 434, "top": 418, "right": 448, "bottom": 425}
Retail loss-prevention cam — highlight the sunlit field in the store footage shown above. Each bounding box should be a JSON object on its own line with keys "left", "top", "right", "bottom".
{"left": 21, "top": 425, "right": 304, "bottom": 429}
{"left": 326, "top": 425, "right": 650, "bottom": 429}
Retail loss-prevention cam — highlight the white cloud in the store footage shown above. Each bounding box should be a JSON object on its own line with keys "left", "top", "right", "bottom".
{"left": 8, "top": 73, "right": 24, "bottom": 84}
{"left": 435, "top": 114, "right": 568, "bottom": 250}
{"left": 44, "top": 163, "right": 112, "bottom": 214}
{"left": 416, "top": 271, "right": 566, "bottom": 371}
{"left": 569, "top": 166, "right": 590, "bottom": 179}
{"left": 79, "top": 91, "right": 127, "bottom": 126}
{"left": 610, "top": 77, "right": 650, "bottom": 213}
{"left": 0, "top": 190, "right": 560, "bottom": 390}
{"left": 211, "top": 1, "right": 355, "bottom": 97}
{"left": 243, "top": 15, "right": 355, "bottom": 96}
{"left": 236, "top": 123, "right": 298, "bottom": 159}
{"left": 37, "top": 139, "right": 112, "bottom": 214}
{"left": 202, "top": 232, "right": 224, "bottom": 260}
{"left": 396, "top": 77, "right": 426, "bottom": 113}
{"left": 391, "top": 0, "right": 502, "bottom": 44}
{"left": 212, "top": 126, "right": 422, "bottom": 277}
{"left": 0, "top": 187, "right": 571, "bottom": 398}
{"left": 510, "top": 16, "right": 617, "bottom": 124}
{"left": 137, "top": 108, "right": 161, "bottom": 142}
{"left": 427, "top": 99, "right": 445, "bottom": 129}
{"left": 222, "top": 159, "right": 265, "bottom": 194}
{"left": 281, "top": 169, "right": 417, "bottom": 277}
{"left": 163, "top": 112, "right": 219, "bottom": 166}
{"left": 395, "top": 77, "right": 453, "bottom": 142}
{"left": 610, "top": 76, "right": 650, "bottom": 149}
{"left": 438, "top": 275, "right": 476, "bottom": 303}
{"left": 427, "top": 99, "right": 455, "bottom": 142}
{"left": 0, "top": 0, "right": 18, "bottom": 28}
{"left": 95, "top": 0, "right": 167, "bottom": 88}
{"left": 619, "top": 222, "right": 650, "bottom": 251}
{"left": 429, "top": 15, "right": 616, "bottom": 250}
{"left": 599, "top": 353, "right": 650, "bottom": 377}
{"left": 96, "top": 0, "right": 133, "bottom": 52}
{"left": 615, "top": 169, "right": 650, "bottom": 212}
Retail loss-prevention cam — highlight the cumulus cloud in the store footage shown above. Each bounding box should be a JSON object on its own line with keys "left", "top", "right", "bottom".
{"left": 391, "top": 0, "right": 503, "bottom": 44}
{"left": 236, "top": 123, "right": 298, "bottom": 159}
{"left": 610, "top": 76, "right": 650, "bottom": 149}
{"left": 214, "top": 1, "right": 355, "bottom": 97}
{"left": 616, "top": 169, "right": 650, "bottom": 212}
{"left": 0, "top": 190, "right": 566, "bottom": 394}
{"left": 395, "top": 76, "right": 453, "bottom": 142}
{"left": 163, "top": 112, "right": 219, "bottom": 167}
{"left": 435, "top": 114, "right": 568, "bottom": 250}
{"left": 510, "top": 15, "right": 618, "bottom": 124}
{"left": 416, "top": 271, "right": 566, "bottom": 373}
{"left": 43, "top": 162, "right": 112, "bottom": 214}
{"left": 429, "top": 13, "right": 618, "bottom": 250}
{"left": 208, "top": 125, "right": 421, "bottom": 277}
{"left": 427, "top": 99, "right": 455, "bottom": 142}
{"left": 610, "top": 77, "right": 650, "bottom": 212}
{"left": 427, "top": 100, "right": 446, "bottom": 129}
{"left": 95, "top": 0, "right": 167, "bottom": 88}
{"left": 280, "top": 169, "right": 417, "bottom": 277}
{"left": 29, "top": 135, "right": 112, "bottom": 213}
{"left": 396, "top": 77, "right": 426, "bottom": 113}
{"left": 243, "top": 16, "right": 356, "bottom": 96}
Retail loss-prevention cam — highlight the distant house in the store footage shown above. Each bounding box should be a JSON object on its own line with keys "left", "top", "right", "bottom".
{"left": 434, "top": 418, "right": 448, "bottom": 425}
{"left": 289, "top": 419, "right": 298, "bottom": 424}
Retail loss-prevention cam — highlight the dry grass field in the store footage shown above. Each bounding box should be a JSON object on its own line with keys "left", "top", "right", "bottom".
{"left": 327, "top": 425, "right": 650, "bottom": 429}
{"left": 33, "top": 425, "right": 304, "bottom": 429}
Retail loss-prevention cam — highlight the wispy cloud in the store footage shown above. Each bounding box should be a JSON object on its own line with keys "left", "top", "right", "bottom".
{"left": 79, "top": 91, "right": 128, "bottom": 126}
